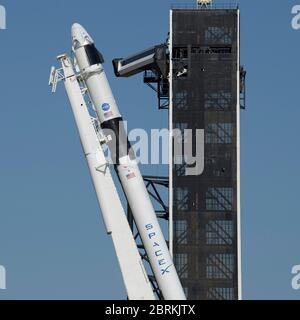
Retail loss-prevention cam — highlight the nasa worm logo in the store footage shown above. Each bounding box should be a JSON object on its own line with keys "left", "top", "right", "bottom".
{"left": 102, "top": 103, "right": 111, "bottom": 112}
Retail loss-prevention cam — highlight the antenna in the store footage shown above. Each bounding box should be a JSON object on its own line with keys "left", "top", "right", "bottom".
{"left": 197, "top": 0, "right": 213, "bottom": 8}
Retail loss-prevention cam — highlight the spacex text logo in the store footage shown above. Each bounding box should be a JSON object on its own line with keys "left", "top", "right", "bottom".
{"left": 0, "top": 5, "right": 6, "bottom": 30}
{"left": 292, "top": 5, "right": 300, "bottom": 30}
{"left": 291, "top": 265, "right": 300, "bottom": 290}
{"left": 0, "top": 265, "right": 6, "bottom": 290}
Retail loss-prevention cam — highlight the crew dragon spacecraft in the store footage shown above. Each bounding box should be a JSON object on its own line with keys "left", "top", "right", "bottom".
{"left": 49, "top": 24, "right": 186, "bottom": 300}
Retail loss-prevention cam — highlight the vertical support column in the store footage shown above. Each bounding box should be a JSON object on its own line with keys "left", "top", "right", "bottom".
{"left": 236, "top": 9, "right": 242, "bottom": 300}
{"left": 168, "top": 9, "right": 174, "bottom": 258}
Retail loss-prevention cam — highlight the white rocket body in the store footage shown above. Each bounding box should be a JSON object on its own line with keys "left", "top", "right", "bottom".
{"left": 72, "top": 24, "right": 186, "bottom": 300}
{"left": 58, "top": 54, "right": 155, "bottom": 300}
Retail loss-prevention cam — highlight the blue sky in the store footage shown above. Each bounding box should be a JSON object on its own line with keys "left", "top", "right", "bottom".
{"left": 0, "top": 0, "right": 299, "bottom": 300}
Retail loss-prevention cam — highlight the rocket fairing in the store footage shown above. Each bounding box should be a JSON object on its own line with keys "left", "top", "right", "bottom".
{"left": 55, "top": 54, "right": 155, "bottom": 300}
{"left": 71, "top": 23, "right": 186, "bottom": 300}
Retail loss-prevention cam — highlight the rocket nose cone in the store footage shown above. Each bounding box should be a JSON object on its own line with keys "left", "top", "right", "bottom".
{"left": 71, "top": 23, "right": 83, "bottom": 36}
{"left": 72, "top": 23, "right": 94, "bottom": 50}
